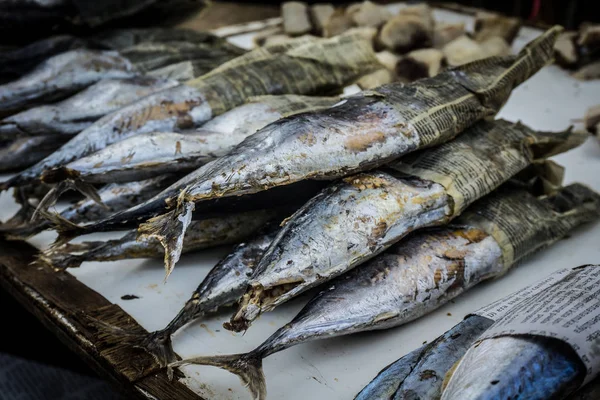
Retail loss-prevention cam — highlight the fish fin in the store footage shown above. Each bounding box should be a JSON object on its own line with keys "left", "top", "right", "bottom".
{"left": 33, "top": 179, "right": 105, "bottom": 221}
{"left": 37, "top": 248, "right": 85, "bottom": 270}
{"left": 138, "top": 190, "right": 195, "bottom": 281}
{"left": 37, "top": 209, "right": 87, "bottom": 246}
{"left": 170, "top": 352, "right": 266, "bottom": 400}
{"left": 32, "top": 182, "right": 70, "bottom": 221}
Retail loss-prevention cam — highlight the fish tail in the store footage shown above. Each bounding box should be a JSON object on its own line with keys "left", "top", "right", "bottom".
{"left": 137, "top": 190, "right": 195, "bottom": 281}
{"left": 36, "top": 209, "right": 87, "bottom": 247}
{"left": 33, "top": 179, "right": 104, "bottom": 221}
{"left": 528, "top": 126, "right": 589, "bottom": 160}
{"left": 452, "top": 25, "right": 562, "bottom": 110}
{"left": 170, "top": 351, "right": 266, "bottom": 400}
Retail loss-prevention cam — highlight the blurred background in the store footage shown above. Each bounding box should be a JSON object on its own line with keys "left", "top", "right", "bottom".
{"left": 1, "top": 0, "right": 598, "bottom": 46}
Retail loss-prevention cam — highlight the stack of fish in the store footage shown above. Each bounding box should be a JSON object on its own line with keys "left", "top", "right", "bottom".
{"left": 0, "top": 20, "right": 598, "bottom": 400}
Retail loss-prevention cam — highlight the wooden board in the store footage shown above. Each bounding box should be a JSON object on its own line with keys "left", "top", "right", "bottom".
{"left": 0, "top": 238, "right": 203, "bottom": 400}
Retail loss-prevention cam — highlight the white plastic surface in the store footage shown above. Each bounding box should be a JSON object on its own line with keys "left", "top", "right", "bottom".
{"left": 1, "top": 5, "right": 599, "bottom": 400}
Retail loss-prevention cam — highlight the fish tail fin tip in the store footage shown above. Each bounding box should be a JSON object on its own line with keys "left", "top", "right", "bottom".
{"left": 33, "top": 179, "right": 104, "bottom": 221}
{"left": 138, "top": 196, "right": 195, "bottom": 280}
{"left": 171, "top": 352, "right": 266, "bottom": 400}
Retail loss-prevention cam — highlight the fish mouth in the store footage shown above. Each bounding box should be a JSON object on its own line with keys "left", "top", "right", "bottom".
{"left": 224, "top": 280, "right": 304, "bottom": 332}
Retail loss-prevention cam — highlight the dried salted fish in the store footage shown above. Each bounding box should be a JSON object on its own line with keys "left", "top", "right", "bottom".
{"left": 0, "top": 34, "right": 85, "bottom": 80}
{"left": 130, "top": 27, "right": 562, "bottom": 280}
{"left": 0, "top": 76, "right": 179, "bottom": 140}
{"left": 225, "top": 119, "right": 586, "bottom": 331}
{"left": 47, "top": 95, "right": 338, "bottom": 184}
{"left": 0, "top": 134, "right": 67, "bottom": 172}
{"left": 0, "top": 49, "right": 135, "bottom": 115}
{"left": 1, "top": 175, "right": 179, "bottom": 239}
{"left": 355, "top": 315, "right": 493, "bottom": 400}
{"left": 35, "top": 95, "right": 337, "bottom": 213}
{"left": 440, "top": 268, "right": 600, "bottom": 400}
{"left": 50, "top": 27, "right": 560, "bottom": 275}
{"left": 0, "top": 32, "right": 377, "bottom": 190}
{"left": 173, "top": 183, "right": 600, "bottom": 400}
{"left": 103, "top": 231, "right": 277, "bottom": 368}
{"left": 40, "top": 209, "right": 280, "bottom": 270}
{"left": 442, "top": 336, "right": 584, "bottom": 400}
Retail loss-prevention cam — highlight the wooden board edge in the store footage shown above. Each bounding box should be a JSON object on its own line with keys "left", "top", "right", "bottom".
{"left": 0, "top": 238, "right": 203, "bottom": 400}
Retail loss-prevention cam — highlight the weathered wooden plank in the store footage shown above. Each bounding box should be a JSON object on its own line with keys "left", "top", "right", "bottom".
{"left": 0, "top": 238, "right": 201, "bottom": 400}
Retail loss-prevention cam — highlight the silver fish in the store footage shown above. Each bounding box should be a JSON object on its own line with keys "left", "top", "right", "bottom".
{"left": 41, "top": 95, "right": 338, "bottom": 184}
{"left": 0, "top": 34, "right": 85, "bottom": 80}
{"left": 0, "top": 134, "right": 67, "bottom": 171}
{"left": 0, "top": 32, "right": 376, "bottom": 191}
{"left": 225, "top": 120, "right": 585, "bottom": 331}
{"left": 34, "top": 95, "right": 338, "bottom": 215}
{"left": 1, "top": 175, "right": 179, "bottom": 239}
{"left": 40, "top": 209, "right": 280, "bottom": 271}
{"left": 173, "top": 183, "right": 600, "bottom": 400}
{"left": 102, "top": 231, "right": 277, "bottom": 369}
{"left": 355, "top": 315, "right": 494, "bottom": 400}
{"left": 440, "top": 336, "right": 584, "bottom": 400}
{"left": 135, "top": 27, "right": 562, "bottom": 282}
{"left": 0, "top": 75, "right": 179, "bottom": 139}
{"left": 0, "top": 49, "right": 135, "bottom": 115}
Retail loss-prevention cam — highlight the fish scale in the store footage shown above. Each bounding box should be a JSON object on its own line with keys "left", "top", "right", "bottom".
{"left": 226, "top": 118, "right": 585, "bottom": 331}
{"left": 130, "top": 26, "right": 562, "bottom": 280}
{"left": 172, "top": 182, "right": 600, "bottom": 400}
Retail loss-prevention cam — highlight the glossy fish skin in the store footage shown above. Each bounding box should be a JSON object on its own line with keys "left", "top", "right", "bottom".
{"left": 173, "top": 183, "right": 600, "bottom": 400}
{"left": 130, "top": 231, "right": 277, "bottom": 368}
{"left": 0, "top": 33, "right": 375, "bottom": 190}
{"left": 1, "top": 83, "right": 209, "bottom": 189}
{"left": 41, "top": 209, "right": 281, "bottom": 273}
{"left": 46, "top": 130, "right": 246, "bottom": 184}
{"left": 1, "top": 175, "right": 179, "bottom": 239}
{"left": 0, "top": 134, "right": 67, "bottom": 171}
{"left": 0, "top": 34, "right": 85, "bottom": 80}
{"left": 0, "top": 49, "right": 135, "bottom": 115}
{"left": 0, "top": 75, "right": 180, "bottom": 139}
{"left": 117, "top": 41, "right": 244, "bottom": 74}
{"left": 137, "top": 27, "right": 561, "bottom": 279}
{"left": 226, "top": 118, "right": 584, "bottom": 331}
{"left": 441, "top": 336, "right": 585, "bottom": 400}
{"left": 225, "top": 173, "right": 452, "bottom": 331}
{"left": 42, "top": 95, "right": 339, "bottom": 185}
{"left": 355, "top": 315, "right": 494, "bottom": 400}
